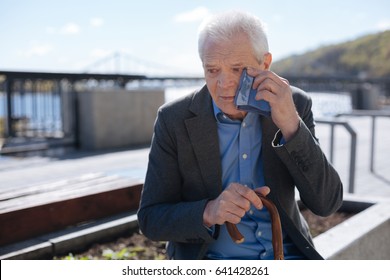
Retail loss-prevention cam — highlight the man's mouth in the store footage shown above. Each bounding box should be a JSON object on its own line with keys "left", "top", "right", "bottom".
{"left": 220, "top": 96, "right": 235, "bottom": 101}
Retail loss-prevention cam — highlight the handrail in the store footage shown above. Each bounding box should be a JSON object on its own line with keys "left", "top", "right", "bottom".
{"left": 336, "top": 110, "right": 390, "bottom": 173}
{"left": 315, "top": 118, "right": 357, "bottom": 193}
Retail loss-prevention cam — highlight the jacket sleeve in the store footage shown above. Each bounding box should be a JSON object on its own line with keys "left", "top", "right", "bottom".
{"left": 272, "top": 91, "right": 343, "bottom": 216}
{"left": 137, "top": 107, "right": 215, "bottom": 243}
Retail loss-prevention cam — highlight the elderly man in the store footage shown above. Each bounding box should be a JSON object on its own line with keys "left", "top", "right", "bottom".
{"left": 137, "top": 10, "right": 343, "bottom": 260}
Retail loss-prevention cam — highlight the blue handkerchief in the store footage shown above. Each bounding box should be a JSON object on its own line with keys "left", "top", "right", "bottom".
{"left": 234, "top": 68, "right": 271, "bottom": 117}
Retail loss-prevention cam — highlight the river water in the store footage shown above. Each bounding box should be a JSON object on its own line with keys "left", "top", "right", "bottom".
{"left": 0, "top": 86, "right": 352, "bottom": 137}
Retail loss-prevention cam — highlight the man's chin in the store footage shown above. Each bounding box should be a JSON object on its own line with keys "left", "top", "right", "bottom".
{"left": 222, "top": 108, "right": 247, "bottom": 120}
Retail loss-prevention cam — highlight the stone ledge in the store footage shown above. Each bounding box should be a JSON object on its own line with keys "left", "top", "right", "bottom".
{"left": 3, "top": 195, "right": 389, "bottom": 260}
{"left": 314, "top": 194, "right": 390, "bottom": 259}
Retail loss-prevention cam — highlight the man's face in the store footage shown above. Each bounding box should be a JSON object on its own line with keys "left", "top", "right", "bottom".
{"left": 202, "top": 34, "right": 269, "bottom": 120}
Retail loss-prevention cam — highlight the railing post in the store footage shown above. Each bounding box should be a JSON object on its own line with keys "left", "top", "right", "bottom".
{"left": 344, "top": 123, "right": 357, "bottom": 193}
{"left": 316, "top": 118, "right": 357, "bottom": 193}
{"left": 329, "top": 124, "right": 335, "bottom": 164}
{"left": 337, "top": 110, "right": 390, "bottom": 175}
{"left": 5, "top": 78, "right": 14, "bottom": 137}
{"left": 370, "top": 116, "right": 376, "bottom": 173}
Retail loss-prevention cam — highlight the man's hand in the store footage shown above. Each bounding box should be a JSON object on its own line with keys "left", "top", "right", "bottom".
{"left": 247, "top": 68, "right": 300, "bottom": 141}
{"left": 203, "top": 183, "right": 270, "bottom": 227}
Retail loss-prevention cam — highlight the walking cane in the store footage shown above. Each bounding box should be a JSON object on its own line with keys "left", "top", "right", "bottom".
{"left": 226, "top": 192, "right": 284, "bottom": 260}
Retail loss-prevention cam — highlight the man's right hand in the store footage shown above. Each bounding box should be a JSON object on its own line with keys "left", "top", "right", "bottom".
{"left": 203, "top": 183, "right": 270, "bottom": 227}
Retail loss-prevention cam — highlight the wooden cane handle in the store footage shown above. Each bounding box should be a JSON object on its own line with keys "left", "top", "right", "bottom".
{"left": 226, "top": 192, "right": 284, "bottom": 260}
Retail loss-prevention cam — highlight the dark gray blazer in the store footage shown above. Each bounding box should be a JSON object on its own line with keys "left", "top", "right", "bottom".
{"left": 137, "top": 85, "right": 343, "bottom": 260}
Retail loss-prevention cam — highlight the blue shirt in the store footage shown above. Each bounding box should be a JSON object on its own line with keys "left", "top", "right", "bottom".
{"left": 206, "top": 102, "right": 304, "bottom": 260}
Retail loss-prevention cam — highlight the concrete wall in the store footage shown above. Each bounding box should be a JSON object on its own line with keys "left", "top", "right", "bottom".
{"left": 314, "top": 195, "right": 390, "bottom": 259}
{"left": 77, "top": 88, "right": 164, "bottom": 150}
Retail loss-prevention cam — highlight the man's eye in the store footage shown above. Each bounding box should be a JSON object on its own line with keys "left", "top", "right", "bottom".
{"left": 207, "top": 69, "right": 218, "bottom": 74}
{"left": 232, "top": 67, "right": 242, "bottom": 73}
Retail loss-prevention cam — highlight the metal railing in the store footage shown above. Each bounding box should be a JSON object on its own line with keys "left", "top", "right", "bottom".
{"left": 0, "top": 71, "right": 146, "bottom": 153}
{"left": 316, "top": 118, "right": 357, "bottom": 193}
{"left": 337, "top": 110, "right": 390, "bottom": 173}
{"left": 0, "top": 79, "right": 71, "bottom": 138}
{"left": 316, "top": 110, "right": 390, "bottom": 193}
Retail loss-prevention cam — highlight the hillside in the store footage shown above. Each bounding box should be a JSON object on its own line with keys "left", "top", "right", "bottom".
{"left": 271, "top": 30, "right": 390, "bottom": 78}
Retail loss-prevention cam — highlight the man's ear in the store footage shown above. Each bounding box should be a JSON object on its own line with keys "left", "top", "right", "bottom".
{"left": 263, "top": 52, "right": 272, "bottom": 70}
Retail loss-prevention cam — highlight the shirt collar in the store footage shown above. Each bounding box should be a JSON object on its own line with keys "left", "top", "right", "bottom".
{"left": 212, "top": 100, "right": 241, "bottom": 123}
{"left": 212, "top": 100, "right": 259, "bottom": 124}
{"left": 212, "top": 100, "right": 222, "bottom": 120}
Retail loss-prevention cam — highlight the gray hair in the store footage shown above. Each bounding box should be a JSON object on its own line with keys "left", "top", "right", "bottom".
{"left": 198, "top": 10, "right": 269, "bottom": 63}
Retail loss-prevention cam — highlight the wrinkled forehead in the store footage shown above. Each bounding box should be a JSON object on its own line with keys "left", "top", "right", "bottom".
{"left": 202, "top": 34, "right": 256, "bottom": 66}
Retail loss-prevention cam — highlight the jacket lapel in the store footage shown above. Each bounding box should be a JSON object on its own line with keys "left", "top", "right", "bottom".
{"left": 185, "top": 86, "right": 222, "bottom": 198}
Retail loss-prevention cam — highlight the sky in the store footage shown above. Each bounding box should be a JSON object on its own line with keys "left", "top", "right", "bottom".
{"left": 1, "top": 0, "right": 389, "bottom": 76}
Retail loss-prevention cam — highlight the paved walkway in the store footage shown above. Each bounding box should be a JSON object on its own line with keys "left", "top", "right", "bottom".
{"left": 1, "top": 115, "right": 389, "bottom": 199}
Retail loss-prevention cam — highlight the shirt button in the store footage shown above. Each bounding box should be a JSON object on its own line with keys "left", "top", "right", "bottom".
{"left": 242, "top": 153, "right": 248, "bottom": 159}
{"left": 242, "top": 122, "right": 246, "bottom": 127}
{"left": 257, "top": 231, "right": 262, "bottom": 237}
{"left": 249, "top": 210, "right": 254, "bottom": 215}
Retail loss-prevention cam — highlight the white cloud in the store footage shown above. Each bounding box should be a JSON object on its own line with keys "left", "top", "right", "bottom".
{"left": 174, "top": 7, "right": 211, "bottom": 23}
{"left": 376, "top": 19, "right": 390, "bottom": 31}
{"left": 18, "top": 42, "right": 54, "bottom": 57}
{"left": 61, "top": 22, "right": 80, "bottom": 34}
{"left": 90, "top": 17, "right": 104, "bottom": 28}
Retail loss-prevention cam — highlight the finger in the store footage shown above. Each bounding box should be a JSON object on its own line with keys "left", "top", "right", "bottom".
{"left": 255, "top": 88, "right": 277, "bottom": 103}
{"left": 215, "top": 200, "right": 247, "bottom": 224}
{"left": 224, "top": 184, "right": 252, "bottom": 212}
{"left": 267, "top": 70, "right": 290, "bottom": 86}
{"left": 265, "top": 71, "right": 290, "bottom": 87}
{"left": 257, "top": 78, "right": 277, "bottom": 93}
{"left": 232, "top": 184, "right": 263, "bottom": 210}
{"left": 250, "top": 70, "right": 278, "bottom": 89}
{"left": 205, "top": 197, "right": 245, "bottom": 225}
{"left": 246, "top": 67, "right": 269, "bottom": 90}
{"left": 249, "top": 70, "right": 288, "bottom": 92}
{"left": 224, "top": 211, "right": 242, "bottom": 224}
{"left": 232, "top": 196, "right": 251, "bottom": 212}
{"left": 254, "top": 186, "right": 271, "bottom": 197}
{"left": 226, "top": 202, "right": 247, "bottom": 219}
{"left": 280, "top": 77, "right": 290, "bottom": 86}
{"left": 247, "top": 67, "right": 288, "bottom": 85}
{"left": 246, "top": 67, "right": 263, "bottom": 77}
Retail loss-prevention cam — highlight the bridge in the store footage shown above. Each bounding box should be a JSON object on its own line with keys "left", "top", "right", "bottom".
{"left": 82, "top": 51, "right": 203, "bottom": 77}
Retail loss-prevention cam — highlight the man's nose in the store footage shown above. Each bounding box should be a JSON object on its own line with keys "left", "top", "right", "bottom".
{"left": 217, "top": 72, "right": 235, "bottom": 89}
